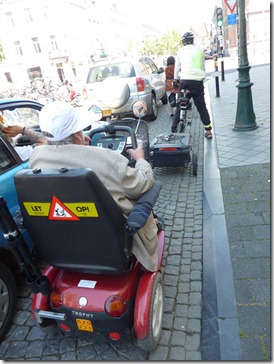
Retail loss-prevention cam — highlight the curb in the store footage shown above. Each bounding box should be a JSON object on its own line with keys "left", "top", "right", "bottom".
{"left": 201, "top": 82, "right": 243, "bottom": 360}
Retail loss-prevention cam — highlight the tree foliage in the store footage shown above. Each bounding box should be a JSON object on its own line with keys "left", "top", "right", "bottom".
{"left": 141, "top": 30, "right": 181, "bottom": 56}
{"left": 0, "top": 41, "right": 5, "bottom": 63}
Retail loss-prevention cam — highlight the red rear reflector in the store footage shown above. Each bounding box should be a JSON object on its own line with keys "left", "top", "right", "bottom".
{"left": 109, "top": 332, "right": 121, "bottom": 341}
{"left": 136, "top": 77, "right": 145, "bottom": 92}
{"left": 159, "top": 147, "right": 178, "bottom": 151}
{"left": 59, "top": 323, "right": 71, "bottom": 332}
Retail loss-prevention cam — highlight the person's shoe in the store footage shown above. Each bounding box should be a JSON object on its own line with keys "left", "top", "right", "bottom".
{"left": 204, "top": 130, "right": 213, "bottom": 139}
{"left": 170, "top": 114, "right": 174, "bottom": 117}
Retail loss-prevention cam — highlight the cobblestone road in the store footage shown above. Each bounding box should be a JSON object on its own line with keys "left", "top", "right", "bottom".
{"left": 0, "top": 101, "right": 204, "bottom": 361}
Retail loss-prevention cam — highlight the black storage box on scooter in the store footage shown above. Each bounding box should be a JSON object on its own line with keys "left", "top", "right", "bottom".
{"left": 150, "top": 133, "right": 191, "bottom": 168}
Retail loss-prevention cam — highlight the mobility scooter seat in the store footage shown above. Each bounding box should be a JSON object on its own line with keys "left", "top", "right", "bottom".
{"left": 14, "top": 167, "right": 133, "bottom": 275}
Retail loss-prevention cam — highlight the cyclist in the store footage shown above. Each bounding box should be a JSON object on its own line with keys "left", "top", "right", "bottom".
{"left": 173, "top": 31, "right": 213, "bottom": 138}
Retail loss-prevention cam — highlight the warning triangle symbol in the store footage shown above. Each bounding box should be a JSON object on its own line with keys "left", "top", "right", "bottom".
{"left": 49, "top": 196, "right": 79, "bottom": 221}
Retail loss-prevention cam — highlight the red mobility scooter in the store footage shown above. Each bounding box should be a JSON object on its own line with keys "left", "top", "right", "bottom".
{"left": 0, "top": 124, "right": 165, "bottom": 352}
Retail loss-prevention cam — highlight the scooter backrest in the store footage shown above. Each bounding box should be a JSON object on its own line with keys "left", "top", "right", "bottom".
{"left": 14, "top": 168, "right": 132, "bottom": 275}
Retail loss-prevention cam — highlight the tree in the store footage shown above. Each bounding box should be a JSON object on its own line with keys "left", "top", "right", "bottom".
{"left": 141, "top": 30, "right": 181, "bottom": 56}
{"left": 0, "top": 41, "right": 5, "bottom": 63}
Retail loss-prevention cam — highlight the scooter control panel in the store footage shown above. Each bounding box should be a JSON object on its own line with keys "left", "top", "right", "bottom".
{"left": 96, "top": 135, "right": 127, "bottom": 153}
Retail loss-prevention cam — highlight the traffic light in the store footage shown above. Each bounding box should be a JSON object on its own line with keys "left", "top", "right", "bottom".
{"left": 216, "top": 7, "right": 223, "bottom": 27}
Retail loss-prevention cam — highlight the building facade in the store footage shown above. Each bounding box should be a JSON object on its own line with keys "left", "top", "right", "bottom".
{"left": 217, "top": 0, "right": 270, "bottom": 59}
{"left": 0, "top": 0, "right": 270, "bottom": 90}
{"left": 0, "top": 0, "right": 140, "bottom": 90}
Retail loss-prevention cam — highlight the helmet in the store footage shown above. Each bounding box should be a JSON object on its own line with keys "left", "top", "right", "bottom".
{"left": 182, "top": 32, "right": 194, "bottom": 45}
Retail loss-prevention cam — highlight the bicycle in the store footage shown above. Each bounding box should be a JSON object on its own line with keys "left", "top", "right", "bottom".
{"left": 171, "top": 81, "right": 192, "bottom": 133}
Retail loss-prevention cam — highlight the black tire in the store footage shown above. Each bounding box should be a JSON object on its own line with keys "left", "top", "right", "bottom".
{"left": 137, "top": 272, "right": 164, "bottom": 352}
{"left": 0, "top": 263, "right": 17, "bottom": 341}
{"left": 192, "top": 153, "right": 198, "bottom": 176}
{"left": 178, "top": 111, "right": 187, "bottom": 133}
{"left": 172, "top": 108, "right": 180, "bottom": 132}
{"left": 178, "top": 121, "right": 183, "bottom": 133}
{"left": 146, "top": 95, "right": 157, "bottom": 121}
{"left": 161, "top": 92, "right": 168, "bottom": 105}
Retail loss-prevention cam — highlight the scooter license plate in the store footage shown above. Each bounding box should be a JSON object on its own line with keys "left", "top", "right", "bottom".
{"left": 76, "top": 319, "right": 94, "bottom": 332}
{"left": 102, "top": 109, "right": 111, "bottom": 116}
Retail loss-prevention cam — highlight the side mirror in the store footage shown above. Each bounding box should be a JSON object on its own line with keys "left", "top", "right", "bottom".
{"left": 132, "top": 101, "right": 147, "bottom": 118}
{"left": 88, "top": 105, "right": 103, "bottom": 122}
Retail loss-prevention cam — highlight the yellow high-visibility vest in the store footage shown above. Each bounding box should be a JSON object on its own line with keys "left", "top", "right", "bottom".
{"left": 175, "top": 45, "right": 205, "bottom": 81}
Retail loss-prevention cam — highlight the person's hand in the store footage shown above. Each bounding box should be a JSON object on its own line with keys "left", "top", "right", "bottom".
{"left": 130, "top": 145, "right": 144, "bottom": 161}
{"left": 173, "top": 79, "right": 180, "bottom": 88}
{"left": 84, "top": 135, "right": 91, "bottom": 145}
{"left": 2, "top": 125, "right": 24, "bottom": 137}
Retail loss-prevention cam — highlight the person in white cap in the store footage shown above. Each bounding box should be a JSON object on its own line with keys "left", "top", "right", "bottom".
{"left": 11, "top": 101, "right": 160, "bottom": 272}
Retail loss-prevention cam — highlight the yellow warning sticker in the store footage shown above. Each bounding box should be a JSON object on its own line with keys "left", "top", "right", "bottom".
{"left": 23, "top": 202, "right": 50, "bottom": 216}
{"left": 65, "top": 203, "right": 98, "bottom": 217}
{"left": 23, "top": 201, "right": 98, "bottom": 218}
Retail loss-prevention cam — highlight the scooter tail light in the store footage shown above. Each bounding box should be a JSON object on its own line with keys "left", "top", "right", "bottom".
{"left": 50, "top": 288, "right": 63, "bottom": 308}
{"left": 105, "top": 295, "right": 127, "bottom": 317}
{"left": 136, "top": 77, "right": 145, "bottom": 92}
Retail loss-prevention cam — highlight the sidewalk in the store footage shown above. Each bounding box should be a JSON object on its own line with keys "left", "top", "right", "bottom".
{"left": 202, "top": 62, "right": 270, "bottom": 360}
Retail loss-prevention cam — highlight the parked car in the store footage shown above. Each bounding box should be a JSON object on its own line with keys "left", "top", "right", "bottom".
{"left": 0, "top": 98, "right": 44, "bottom": 341}
{"left": 82, "top": 56, "right": 168, "bottom": 121}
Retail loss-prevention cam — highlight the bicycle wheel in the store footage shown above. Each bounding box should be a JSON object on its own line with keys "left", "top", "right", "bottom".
{"left": 178, "top": 111, "right": 187, "bottom": 133}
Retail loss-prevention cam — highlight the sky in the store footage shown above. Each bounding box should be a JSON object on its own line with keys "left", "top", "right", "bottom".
{"left": 114, "top": 0, "right": 221, "bottom": 32}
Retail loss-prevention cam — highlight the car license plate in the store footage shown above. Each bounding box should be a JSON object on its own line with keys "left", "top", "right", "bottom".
{"left": 76, "top": 319, "right": 94, "bottom": 332}
{"left": 102, "top": 109, "right": 111, "bottom": 116}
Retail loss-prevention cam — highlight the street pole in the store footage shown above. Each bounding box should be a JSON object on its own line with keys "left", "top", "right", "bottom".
{"left": 233, "top": 0, "right": 258, "bottom": 131}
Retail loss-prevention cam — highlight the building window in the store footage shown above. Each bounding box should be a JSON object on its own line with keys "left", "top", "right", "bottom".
{"left": 43, "top": 7, "right": 49, "bottom": 20}
{"left": 50, "top": 35, "right": 58, "bottom": 51}
{"left": 32, "top": 37, "right": 41, "bottom": 53}
{"left": 14, "top": 41, "right": 23, "bottom": 56}
{"left": 5, "top": 12, "right": 15, "bottom": 26}
{"left": 56, "top": 63, "right": 65, "bottom": 83}
{"left": 27, "top": 67, "right": 42, "bottom": 80}
{"left": 24, "top": 8, "right": 33, "bottom": 23}
{"left": 4, "top": 72, "right": 12, "bottom": 83}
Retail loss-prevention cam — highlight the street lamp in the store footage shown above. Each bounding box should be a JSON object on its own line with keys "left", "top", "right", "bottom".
{"left": 233, "top": 0, "right": 258, "bottom": 131}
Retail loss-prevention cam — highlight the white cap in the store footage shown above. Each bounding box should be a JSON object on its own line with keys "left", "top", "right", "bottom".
{"left": 39, "top": 101, "right": 91, "bottom": 142}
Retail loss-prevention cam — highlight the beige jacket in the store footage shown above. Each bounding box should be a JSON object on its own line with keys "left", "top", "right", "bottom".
{"left": 29, "top": 144, "right": 158, "bottom": 271}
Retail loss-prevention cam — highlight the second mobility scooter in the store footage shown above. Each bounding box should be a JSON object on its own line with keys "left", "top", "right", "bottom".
{"left": 0, "top": 116, "right": 165, "bottom": 352}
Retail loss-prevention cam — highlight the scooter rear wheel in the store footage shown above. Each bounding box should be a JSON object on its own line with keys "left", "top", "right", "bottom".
{"left": 137, "top": 272, "right": 164, "bottom": 352}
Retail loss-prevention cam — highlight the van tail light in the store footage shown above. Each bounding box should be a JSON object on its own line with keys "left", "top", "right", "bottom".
{"left": 105, "top": 295, "right": 126, "bottom": 317}
{"left": 136, "top": 78, "right": 145, "bottom": 92}
{"left": 82, "top": 87, "right": 88, "bottom": 100}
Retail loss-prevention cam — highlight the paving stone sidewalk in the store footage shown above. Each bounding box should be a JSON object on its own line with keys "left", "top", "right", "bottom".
{"left": 204, "top": 62, "right": 271, "bottom": 360}
{"left": 220, "top": 163, "right": 271, "bottom": 360}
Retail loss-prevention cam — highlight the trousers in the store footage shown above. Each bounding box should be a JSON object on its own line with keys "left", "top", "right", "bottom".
{"left": 171, "top": 79, "right": 212, "bottom": 131}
